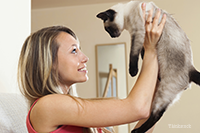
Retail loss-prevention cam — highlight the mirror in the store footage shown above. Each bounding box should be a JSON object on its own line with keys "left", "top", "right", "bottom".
{"left": 95, "top": 43, "right": 129, "bottom": 133}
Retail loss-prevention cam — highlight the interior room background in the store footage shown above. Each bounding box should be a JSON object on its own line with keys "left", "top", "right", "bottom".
{"left": 0, "top": 0, "right": 200, "bottom": 132}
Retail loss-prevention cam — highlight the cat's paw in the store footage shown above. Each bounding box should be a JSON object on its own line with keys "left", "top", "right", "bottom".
{"left": 129, "top": 56, "right": 139, "bottom": 77}
{"left": 131, "top": 129, "right": 140, "bottom": 133}
{"left": 129, "top": 67, "right": 138, "bottom": 77}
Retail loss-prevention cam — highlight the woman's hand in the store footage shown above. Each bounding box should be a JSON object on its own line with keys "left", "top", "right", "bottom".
{"left": 141, "top": 3, "right": 166, "bottom": 53}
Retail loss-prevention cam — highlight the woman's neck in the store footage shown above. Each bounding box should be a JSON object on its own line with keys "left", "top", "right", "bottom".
{"left": 59, "top": 84, "right": 70, "bottom": 94}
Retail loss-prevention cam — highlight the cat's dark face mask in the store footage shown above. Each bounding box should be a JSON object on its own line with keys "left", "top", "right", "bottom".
{"left": 97, "top": 9, "right": 121, "bottom": 38}
{"left": 105, "top": 24, "right": 121, "bottom": 38}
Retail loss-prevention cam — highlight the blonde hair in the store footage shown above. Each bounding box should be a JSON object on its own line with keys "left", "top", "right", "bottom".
{"left": 18, "top": 26, "right": 77, "bottom": 106}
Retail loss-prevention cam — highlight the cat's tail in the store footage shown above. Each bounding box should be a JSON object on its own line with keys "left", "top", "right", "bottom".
{"left": 189, "top": 67, "right": 200, "bottom": 85}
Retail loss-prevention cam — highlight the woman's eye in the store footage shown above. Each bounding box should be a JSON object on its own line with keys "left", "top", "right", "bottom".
{"left": 72, "top": 48, "right": 77, "bottom": 54}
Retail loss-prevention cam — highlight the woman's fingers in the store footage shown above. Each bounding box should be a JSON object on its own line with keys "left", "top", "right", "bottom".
{"left": 158, "top": 14, "right": 167, "bottom": 31}
{"left": 143, "top": 7, "right": 167, "bottom": 50}
{"left": 145, "top": 8, "right": 154, "bottom": 34}
{"left": 152, "top": 9, "right": 161, "bottom": 28}
{"left": 141, "top": 3, "right": 146, "bottom": 22}
{"left": 153, "top": 13, "right": 167, "bottom": 39}
{"left": 147, "top": 8, "right": 166, "bottom": 37}
{"left": 146, "top": 8, "right": 153, "bottom": 24}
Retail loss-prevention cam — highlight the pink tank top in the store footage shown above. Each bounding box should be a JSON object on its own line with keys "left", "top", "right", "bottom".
{"left": 26, "top": 99, "right": 102, "bottom": 133}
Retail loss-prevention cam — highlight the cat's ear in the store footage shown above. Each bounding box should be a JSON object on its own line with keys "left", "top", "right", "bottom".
{"left": 96, "top": 9, "right": 116, "bottom": 22}
{"left": 96, "top": 12, "right": 109, "bottom": 22}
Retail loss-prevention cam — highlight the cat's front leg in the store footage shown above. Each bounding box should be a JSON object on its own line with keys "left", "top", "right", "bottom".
{"left": 129, "top": 32, "right": 145, "bottom": 77}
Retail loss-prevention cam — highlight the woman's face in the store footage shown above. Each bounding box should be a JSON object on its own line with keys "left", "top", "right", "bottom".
{"left": 56, "top": 32, "right": 89, "bottom": 87}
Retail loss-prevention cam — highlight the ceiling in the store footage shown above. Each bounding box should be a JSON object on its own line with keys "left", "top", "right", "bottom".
{"left": 32, "top": 0, "right": 129, "bottom": 9}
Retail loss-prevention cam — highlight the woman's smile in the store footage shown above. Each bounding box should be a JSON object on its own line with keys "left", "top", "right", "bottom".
{"left": 78, "top": 66, "right": 88, "bottom": 73}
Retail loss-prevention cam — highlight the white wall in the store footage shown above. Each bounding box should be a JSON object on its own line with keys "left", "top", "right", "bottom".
{"left": 32, "top": 0, "right": 200, "bottom": 132}
{"left": 0, "top": 0, "right": 31, "bottom": 93}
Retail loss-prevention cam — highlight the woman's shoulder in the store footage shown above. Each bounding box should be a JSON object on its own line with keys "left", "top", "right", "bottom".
{"left": 31, "top": 93, "right": 81, "bottom": 120}
{"left": 30, "top": 94, "right": 76, "bottom": 132}
{"left": 33, "top": 94, "right": 75, "bottom": 114}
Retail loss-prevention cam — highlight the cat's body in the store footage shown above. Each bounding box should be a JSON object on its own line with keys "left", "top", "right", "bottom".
{"left": 97, "top": 1, "right": 200, "bottom": 133}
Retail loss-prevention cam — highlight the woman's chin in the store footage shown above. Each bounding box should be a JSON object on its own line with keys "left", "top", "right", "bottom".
{"left": 78, "top": 76, "right": 89, "bottom": 83}
{"left": 83, "top": 76, "right": 89, "bottom": 82}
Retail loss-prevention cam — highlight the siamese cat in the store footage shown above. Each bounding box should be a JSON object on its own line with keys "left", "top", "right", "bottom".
{"left": 97, "top": 1, "right": 200, "bottom": 133}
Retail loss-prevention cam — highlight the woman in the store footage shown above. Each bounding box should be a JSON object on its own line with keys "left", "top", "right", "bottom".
{"left": 18, "top": 3, "right": 166, "bottom": 133}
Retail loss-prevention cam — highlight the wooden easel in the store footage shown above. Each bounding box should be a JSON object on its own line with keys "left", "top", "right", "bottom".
{"left": 103, "top": 64, "right": 118, "bottom": 97}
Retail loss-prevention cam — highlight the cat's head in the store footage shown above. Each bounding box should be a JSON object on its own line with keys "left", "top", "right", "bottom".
{"left": 96, "top": 3, "right": 125, "bottom": 38}
{"left": 96, "top": 1, "right": 144, "bottom": 38}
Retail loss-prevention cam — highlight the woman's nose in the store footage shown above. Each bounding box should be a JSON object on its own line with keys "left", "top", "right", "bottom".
{"left": 81, "top": 52, "right": 89, "bottom": 63}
